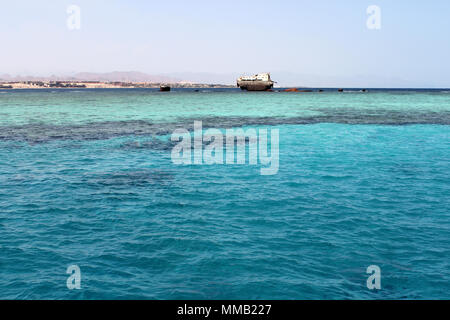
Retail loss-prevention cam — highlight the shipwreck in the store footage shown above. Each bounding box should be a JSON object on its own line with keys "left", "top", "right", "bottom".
{"left": 237, "top": 73, "right": 275, "bottom": 91}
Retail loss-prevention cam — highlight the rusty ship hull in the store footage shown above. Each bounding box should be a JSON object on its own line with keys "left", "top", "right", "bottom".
{"left": 237, "top": 80, "right": 274, "bottom": 91}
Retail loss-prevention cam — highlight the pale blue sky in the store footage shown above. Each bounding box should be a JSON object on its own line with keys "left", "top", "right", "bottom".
{"left": 1, "top": 0, "right": 450, "bottom": 87}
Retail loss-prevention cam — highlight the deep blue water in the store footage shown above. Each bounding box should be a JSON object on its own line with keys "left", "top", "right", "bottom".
{"left": 0, "top": 89, "right": 449, "bottom": 299}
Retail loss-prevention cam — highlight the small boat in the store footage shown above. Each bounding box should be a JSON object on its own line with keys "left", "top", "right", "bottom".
{"left": 160, "top": 85, "right": 171, "bottom": 92}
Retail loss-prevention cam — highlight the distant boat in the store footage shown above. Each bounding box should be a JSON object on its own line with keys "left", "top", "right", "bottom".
{"left": 160, "top": 85, "right": 171, "bottom": 92}
{"left": 237, "top": 73, "right": 275, "bottom": 91}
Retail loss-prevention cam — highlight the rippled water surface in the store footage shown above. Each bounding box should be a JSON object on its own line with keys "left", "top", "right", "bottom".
{"left": 1, "top": 88, "right": 449, "bottom": 299}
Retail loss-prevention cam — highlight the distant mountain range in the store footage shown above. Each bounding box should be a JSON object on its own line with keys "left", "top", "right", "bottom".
{"left": 0, "top": 71, "right": 181, "bottom": 83}
{"left": 0, "top": 71, "right": 441, "bottom": 88}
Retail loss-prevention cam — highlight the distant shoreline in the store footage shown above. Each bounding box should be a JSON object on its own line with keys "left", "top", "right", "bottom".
{"left": 0, "top": 81, "right": 236, "bottom": 90}
{"left": 1, "top": 82, "right": 449, "bottom": 91}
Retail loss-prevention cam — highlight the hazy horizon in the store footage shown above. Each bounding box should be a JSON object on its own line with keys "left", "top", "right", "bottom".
{"left": 1, "top": 0, "right": 450, "bottom": 87}
{"left": 3, "top": 70, "right": 449, "bottom": 88}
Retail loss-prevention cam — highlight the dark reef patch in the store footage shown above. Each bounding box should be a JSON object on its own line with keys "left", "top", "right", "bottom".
{"left": 0, "top": 109, "right": 449, "bottom": 144}
{"left": 83, "top": 169, "right": 175, "bottom": 188}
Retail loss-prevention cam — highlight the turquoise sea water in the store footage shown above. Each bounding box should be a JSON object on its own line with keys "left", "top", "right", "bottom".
{"left": 0, "top": 88, "right": 449, "bottom": 299}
